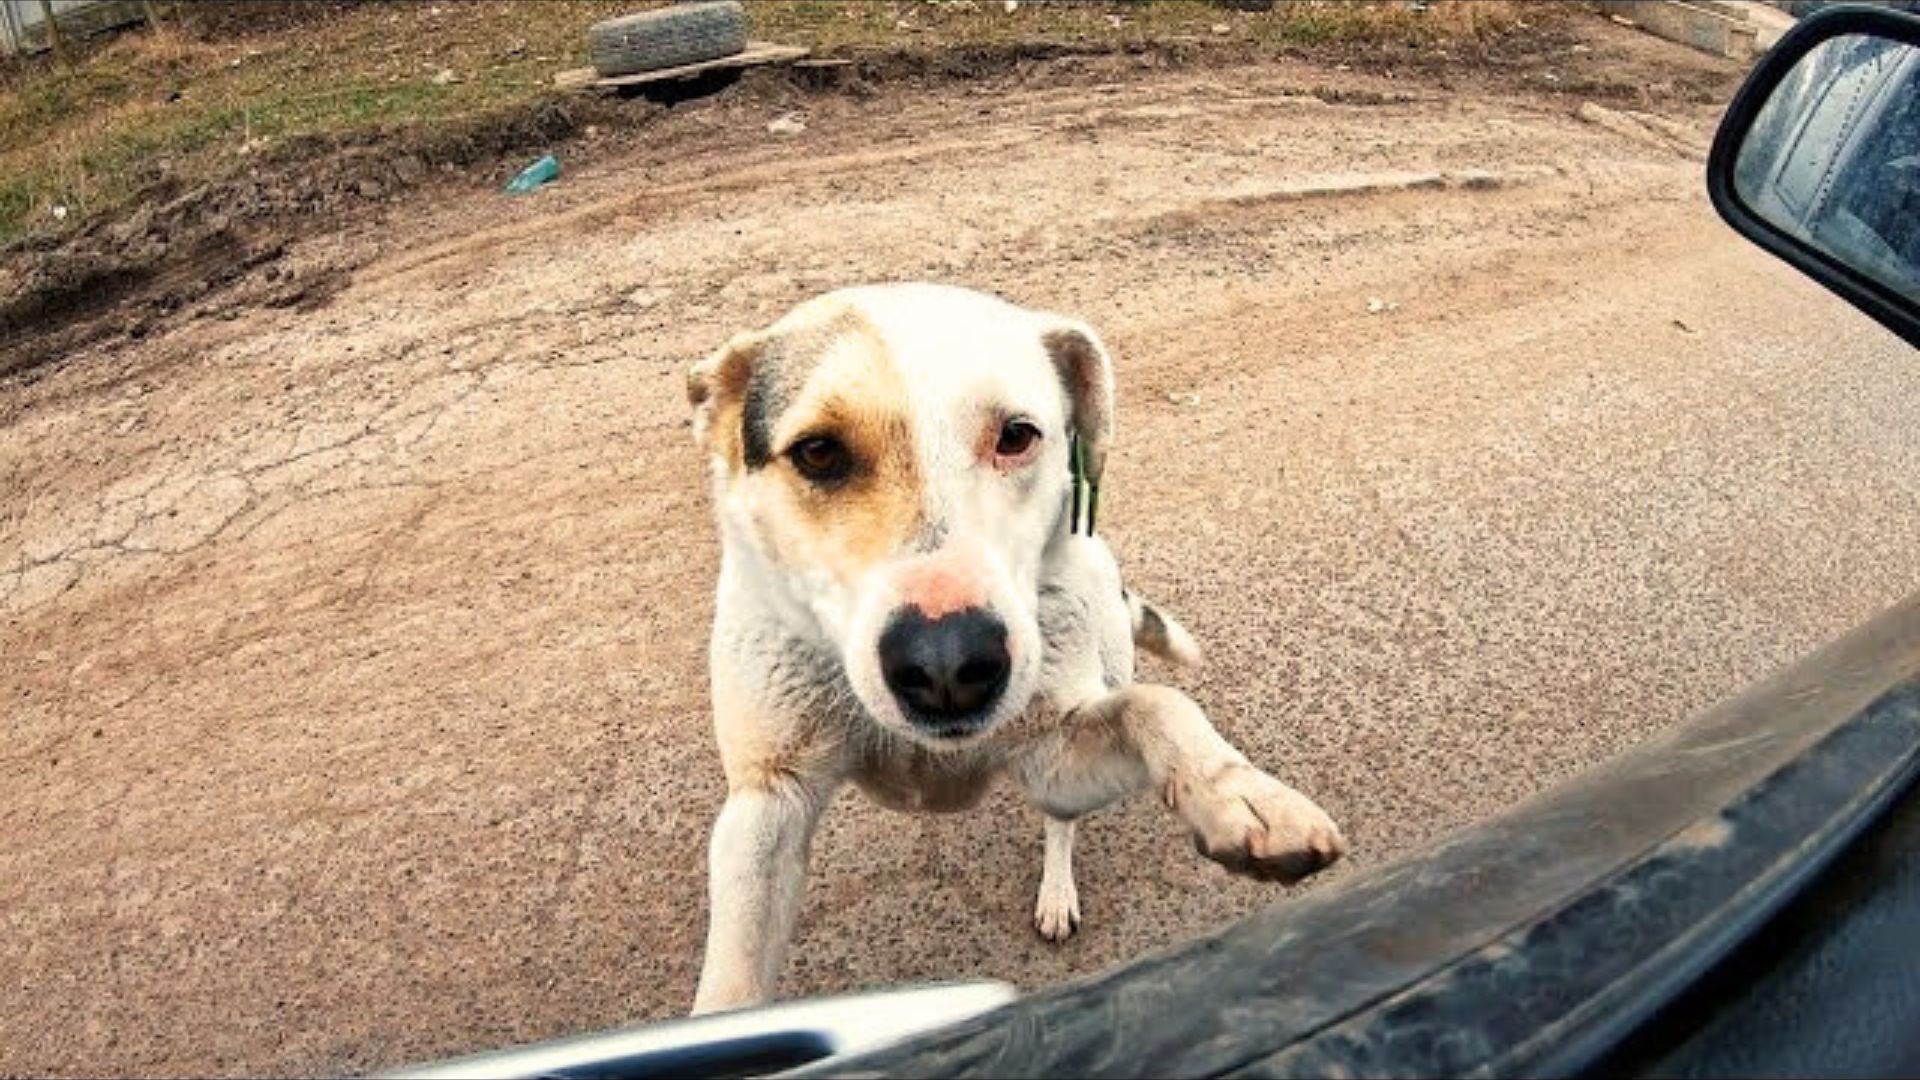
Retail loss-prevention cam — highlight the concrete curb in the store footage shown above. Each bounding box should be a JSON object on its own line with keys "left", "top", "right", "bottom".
{"left": 1597, "top": 0, "right": 1773, "bottom": 59}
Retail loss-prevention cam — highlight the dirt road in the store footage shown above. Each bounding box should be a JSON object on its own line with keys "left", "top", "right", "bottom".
{"left": 6, "top": 24, "right": 1920, "bottom": 1079}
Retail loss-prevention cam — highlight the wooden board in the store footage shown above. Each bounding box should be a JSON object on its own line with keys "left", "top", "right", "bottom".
{"left": 553, "top": 42, "right": 811, "bottom": 91}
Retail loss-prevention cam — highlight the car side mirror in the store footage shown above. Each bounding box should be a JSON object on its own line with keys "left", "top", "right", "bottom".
{"left": 1709, "top": 4, "right": 1920, "bottom": 347}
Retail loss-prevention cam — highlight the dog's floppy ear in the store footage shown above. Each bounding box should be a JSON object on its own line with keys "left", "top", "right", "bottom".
{"left": 1039, "top": 318, "right": 1115, "bottom": 488}
{"left": 687, "top": 329, "right": 766, "bottom": 455}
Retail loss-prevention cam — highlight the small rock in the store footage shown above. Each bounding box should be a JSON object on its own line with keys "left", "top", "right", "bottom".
{"left": 1211, "top": 23, "right": 1231, "bottom": 34}
{"left": 1004, "top": 0, "right": 1019, "bottom": 10}
{"left": 50, "top": 204, "right": 68, "bottom": 221}
{"left": 767, "top": 113, "right": 807, "bottom": 136}
{"left": 626, "top": 288, "right": 671, "bottom": 309}
{"left": 1366, "top": 297, "right": 1399, "bottom": 315}
{"left": 1166, "top": 391, "right": 1201, "bottom": 406}
{"left": 357, "top": 178, "right": 384, "bottom": 199}
{"left": 431, "top": 68, "right": 460, "bottom": 86}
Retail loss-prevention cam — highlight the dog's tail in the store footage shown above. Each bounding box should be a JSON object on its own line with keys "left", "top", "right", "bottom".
{"left": 1125, "top": 589, "right": 1204, "bottom": 668}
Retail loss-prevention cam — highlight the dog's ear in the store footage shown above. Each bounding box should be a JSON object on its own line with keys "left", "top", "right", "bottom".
{"left": 687, "top": 330, "right": 765, "bottom": 455}
{"left": 1039, "top": 319, "right": 1115, "bottom": 487}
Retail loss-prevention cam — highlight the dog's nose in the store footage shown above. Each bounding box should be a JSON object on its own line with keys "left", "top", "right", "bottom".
{"left": 878, "top": 607, "right": 1011, "bottom": 725}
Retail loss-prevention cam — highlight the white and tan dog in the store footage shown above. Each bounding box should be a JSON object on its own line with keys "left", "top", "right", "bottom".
{"left": 687, "top": 283, "right": 1344, "bottom": 1013}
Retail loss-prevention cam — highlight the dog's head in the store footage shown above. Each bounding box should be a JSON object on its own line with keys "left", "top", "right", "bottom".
{"left": 689, "top": 284, "right": 1113, "bottom": 747}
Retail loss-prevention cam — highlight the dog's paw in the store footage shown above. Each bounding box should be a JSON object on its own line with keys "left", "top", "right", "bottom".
{"left": 1166, "top": 763, "right": 1345, "bottom": 885}
{"left": 1034, "top": 876, "right": 1081, "bottom": 942}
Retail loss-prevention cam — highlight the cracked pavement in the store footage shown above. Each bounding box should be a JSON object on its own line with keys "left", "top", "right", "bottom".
{"left": 6, "top": 34, "right": 1920, "bottom": 1080}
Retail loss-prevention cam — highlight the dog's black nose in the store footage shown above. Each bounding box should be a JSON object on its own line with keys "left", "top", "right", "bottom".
{"left": 878, "top": 607, "right": 1011, "bottom": 726}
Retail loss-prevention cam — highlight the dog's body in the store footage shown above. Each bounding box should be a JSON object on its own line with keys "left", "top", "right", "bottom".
{"left": 688, "top": 284, "right": 1344, "bottom": 1013}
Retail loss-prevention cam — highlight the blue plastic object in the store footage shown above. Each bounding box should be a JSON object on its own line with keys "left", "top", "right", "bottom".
{"left": 504, "top": 154, "right": 560, "bottom": 194}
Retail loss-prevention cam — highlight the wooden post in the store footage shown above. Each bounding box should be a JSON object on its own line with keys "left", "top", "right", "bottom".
{"left": 36, "top": 0, "right": 66, "bottom": 62}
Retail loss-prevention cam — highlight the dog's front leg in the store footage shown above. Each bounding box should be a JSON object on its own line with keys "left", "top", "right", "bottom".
{"left": 1033, "top": 816, "right": 1080, "bottom": 942}
{"left": 1031, "top": 684, "right": 1346, "bottom": 885}
{"left": 692, "top": 775, "right": 835, "bottom": 1014}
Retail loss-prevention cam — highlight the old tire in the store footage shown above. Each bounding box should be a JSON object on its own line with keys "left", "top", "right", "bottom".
{"left": 588, "top": 2, "right": 748, "bottom": 78}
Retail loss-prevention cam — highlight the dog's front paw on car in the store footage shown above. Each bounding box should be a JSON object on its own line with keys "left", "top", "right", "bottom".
{"left": 1168, "top": 763, "right": 1347, "bottom": 884}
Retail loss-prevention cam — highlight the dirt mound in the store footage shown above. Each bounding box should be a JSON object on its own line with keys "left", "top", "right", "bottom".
{"left": 0, "top": 97, "right": 604, "bottom": 379}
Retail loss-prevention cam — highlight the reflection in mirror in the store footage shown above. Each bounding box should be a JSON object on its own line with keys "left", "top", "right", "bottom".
{"left": 1736, "top": 33, "right": 1920, "bottom": 301}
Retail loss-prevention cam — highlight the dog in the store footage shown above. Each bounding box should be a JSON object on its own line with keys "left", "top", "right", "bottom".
{"left": 686, "top": 283, "right": 1345, "bottom": 1013}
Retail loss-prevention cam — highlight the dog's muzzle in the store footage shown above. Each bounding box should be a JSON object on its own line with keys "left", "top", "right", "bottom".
{"left": 877, "top": 607, "right": 1011, "bottom": 737}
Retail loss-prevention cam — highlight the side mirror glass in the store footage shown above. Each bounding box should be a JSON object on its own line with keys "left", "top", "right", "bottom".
{"left": 1710, "top": 6, "right": 1920, "bottom": 346}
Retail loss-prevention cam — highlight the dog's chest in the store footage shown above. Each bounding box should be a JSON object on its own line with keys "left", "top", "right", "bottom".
{"left": 852, "top": 756, "right": 995, "bottom": 813}
{"left": 848, "top": 710, "right": 1059, "bottom": 813}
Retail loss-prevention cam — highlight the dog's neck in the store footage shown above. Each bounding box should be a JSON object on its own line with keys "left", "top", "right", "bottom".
{"left": 1041, "top": 483, "right": 1080, "bottom": 563}
{"left": 717, "top": 517, "right": 839, "bottom": 649}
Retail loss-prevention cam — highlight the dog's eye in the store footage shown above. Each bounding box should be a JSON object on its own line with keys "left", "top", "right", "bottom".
{"left": 788, "top": 435, "right": 853, "bottom": 484}
{"left": 995, "top": 419, "right": 1042, "bottom": 460}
